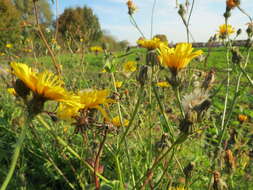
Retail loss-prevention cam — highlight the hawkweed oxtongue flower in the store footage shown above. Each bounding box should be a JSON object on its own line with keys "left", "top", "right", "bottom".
{"left": 137, "top": 37, "right": 165, "bottom": 50}
{"left": 90, "top": 46, "right": 103, "bottom": 55}
{"left": 123, "top": 61, "right": 137, "bottom": 77}
{"left": 110, "top": 116, "right": 129, "bottom": 127}
{"left": 57, "top": 89, "right": 115, "bottom": 133}
{"left": 218, "top": 24, "right": 235, "bottom": 39}
{"left": 156, "top": 81, "right": 170, "bottom": 88}
{"left": 10, "top": 62, "right": 74, "bottom": 116}
{"left": 158, "top": 43, "right": 203, "bottom": 87}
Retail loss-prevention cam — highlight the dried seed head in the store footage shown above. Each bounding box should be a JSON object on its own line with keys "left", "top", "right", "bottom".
{"left": 201, "top": 70, "right": 215, "bottom": 91}
{"left": 225, "top": 149, "right": 236, "bottom": 172}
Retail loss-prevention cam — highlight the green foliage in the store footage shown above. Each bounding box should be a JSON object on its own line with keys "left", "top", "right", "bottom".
{"left": 0, "top": 0, "right": 21, "bottom": 49}
{"left": 13, "top": 0, "right": 53, "bottom": 24}
{"left": 57, "top": 6, "right": 102, "bottom": 44}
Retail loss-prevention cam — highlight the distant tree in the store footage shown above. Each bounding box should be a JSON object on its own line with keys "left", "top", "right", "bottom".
{"left": 57, "top": 6, "right": 102, "bottom": 44}
{"left": 154, "top": 34, "right": 168, "bottom": 44}
{"left": 0, "top": 0, "right": 21, "bottom": 48}
{"left": 12, "top": 0, "right": 53, "bottom": 24}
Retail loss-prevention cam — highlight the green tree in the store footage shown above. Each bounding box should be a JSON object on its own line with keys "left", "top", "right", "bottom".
{"left": 0, "top": 0, "right": 21, "bottom": 48}
{"left": 57, "top": 6, "right": 102, "bottom": 44}
{"left": 12, "top": 0, "right": 53, "bottom": 24}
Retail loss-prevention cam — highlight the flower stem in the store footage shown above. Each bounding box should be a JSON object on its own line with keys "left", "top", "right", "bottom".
{"left": 0, "top": 117, "right": 30, "bottom": 190}
{"left": 37, "top": 116, "right": 111, "bottom": 184}
{"left": 119, "top": 85, "right": 144, "bottom": 146}
{"left": 175, "top": 87, "right": 185, "bottom": 119}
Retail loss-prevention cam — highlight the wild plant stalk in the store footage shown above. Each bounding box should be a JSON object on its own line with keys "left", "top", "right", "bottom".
{"left": 33, "top": 0, "right": 61, "bottom": 75}
{"left": 29, "top": 125, "right": 76, "bottom": 190}
{"left": 0, "top": 116, "right": 31, "bottom": 190}
{"left": 37, "top": 116, "right": 111, "bottom": 184}
{"left": 94, "top": 128, "right": 108, "bottom": 190}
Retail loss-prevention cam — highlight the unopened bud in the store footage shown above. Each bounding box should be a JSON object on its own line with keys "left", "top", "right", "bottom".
{"left": 231, "top": 47, "right": 243, "bottom": 64}
{"left": 178, "top": 4, "right": 186, "bottom": 19}
{"left": 236, "top": 28, "right": 242, "bottom": 36}
{"left": 184, "top": 162, "right": 195, "bottom": 179}
{"left": 137, "top": 65, "right": 148, "bottom": 86}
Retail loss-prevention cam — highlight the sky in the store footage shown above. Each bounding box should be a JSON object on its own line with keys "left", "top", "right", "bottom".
{"left": 50, "top": 0, "right": 253, "bottom": 45}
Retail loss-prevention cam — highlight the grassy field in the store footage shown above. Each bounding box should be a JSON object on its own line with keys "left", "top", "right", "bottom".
{"left": 0, "top": 46, "right": 253, "bottom": 190}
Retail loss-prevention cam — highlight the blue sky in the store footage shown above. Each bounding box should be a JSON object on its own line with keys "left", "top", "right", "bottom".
{"left": 50, "top": 0, "right": 253, "bottom": 44}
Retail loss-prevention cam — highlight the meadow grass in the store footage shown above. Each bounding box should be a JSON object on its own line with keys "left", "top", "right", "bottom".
{"left": 0, "top": 47, "right": 253, "bottom": 189}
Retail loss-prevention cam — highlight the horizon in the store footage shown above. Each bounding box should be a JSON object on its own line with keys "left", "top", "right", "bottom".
{"left": 50, "top": 0, "right": 253, "bottom": 45}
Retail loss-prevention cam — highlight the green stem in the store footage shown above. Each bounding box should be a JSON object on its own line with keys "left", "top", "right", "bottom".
{"left": 238, "top": 65, "right": 253, "bottom": 88}
{"left": 0, "top": 117, "right": 30, "bottom": 190}
{"left": 115, "top": 155, "right": 125, "bottom": 189}
{"left": 129, "top": 15, "right": 145, "bottom": 38}
{"left": 175, "top": 87, "right": 185, "bottom": 119}
{"left": 152, "top": 84, "right": 175, "bottom": 140}
{"left": 119, "top": 85, "right": 144, "bottom": 146}
{"left": 37, "top": 116, "right": 110, "bottom": 184}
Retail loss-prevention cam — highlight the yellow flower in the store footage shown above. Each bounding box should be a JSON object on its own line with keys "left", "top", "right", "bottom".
{"left": 0, "top": 52, "right": 5, "bottom": 56}
{"left": 226, "top": 0, "right": 240, "bottom": 9}
{"left": 79, "top": 89, "right": 113, "bottom": 109}
{"left": 156, "top": 81, "right": 170, "bottom": 88}
{"left": 115, "top": 81, "right": 123, "bottom": 88}
{"left": 123, "top": 61, "right": 137, "bottom": 73}
{"left": 158, "top": 43, "right": 203, "bottom": 74}
{"left": 111, "top": 116, "right": 129, "bottom": 127}
{"left": 101, "top": 69, "right": 107, "bottom": 73}
{"left": 137, "top": 37, "right": 165, "bottom": 50}
{"left": 6, "top": 43, "right": 13, "bottom": 49}
{"left": 168, "top": 187, "right": 186, "bottom": 190}
{"left": 57, "top": 103, "right": 81, "bottom": 121}
{"left": 57, "top": 89, "right": 114, "bottom": 121}
{"left": 238, "top": 114, "right": 247, "bottom": 123}
{"left": 218, "top": 24, "right": 235, "bottom": 38}
{"left": 90, "top": 46, "right": 103, "bottom": 53}
{"left": 7, "top": 88, "right": 17, "bottom": 96}
{"left": 10, "top": 62, "right": 72, "bottom": 103}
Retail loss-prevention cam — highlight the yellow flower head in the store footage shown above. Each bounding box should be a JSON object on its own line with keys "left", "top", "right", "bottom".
{"left": 7, "top": 88, "right": 17, "bottom": 96}
{"left": 238, "top": 114, "right": 247, "bottom": 123}
{"left": 137, "top": 37, "right": 165, "bottom": 50}
{"left": 218, "top": 24, "right": 235, "bottom": 38}
{"left": 111, "top": 116, "right": 129, "bottom": 127}
{"left": 57, "top": 89, "right": 114, "bottom": 121}
{"left": 6, "top": 43, "right": 13, "bottom": 49}
{"left": 79, "top": 89, "right": 114, "bottom": 109}
{"left": 156, "top": 81, "right": 170, "bottom": 88}
{"left": 115, "top": 81, "right": 123, "bottom": 88}
{"left": 226, "top": 0, "right": 240, "bottom": 9}
{"left": 10, "top": 62, "right": 71, "bottom": 103}
{"left": 123, "top": 61, "right": 137, "bottom": 73}
{"left": 101, "top": 69, "right": 107, "bottom": 73}
{"left": 158, "top": 43, "right": 203, "bottom": 74}
{"left": 90, "top": 46, "right": 103, "bottom": 53}
{"left": 168, "top": 187, "right": 186, "bottom": 190}
{"left": 0, "top": 52, "right": 5, "bottom": 56}
{"left": 57, "top": 103, "right": 81, "bottom": 121}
